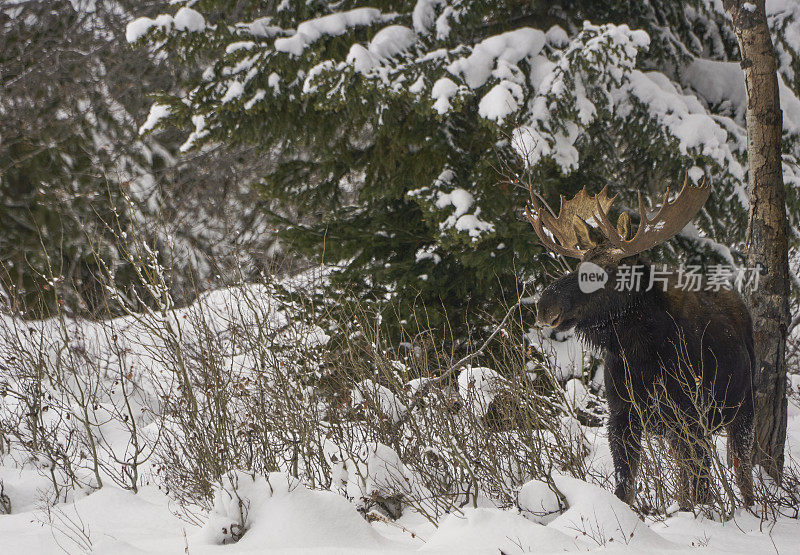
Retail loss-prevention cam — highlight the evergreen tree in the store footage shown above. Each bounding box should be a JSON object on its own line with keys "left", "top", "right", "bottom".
{"left": 129, "top": 0, "right": 800, "bottom": 342}
{"left": 1, "top": 0, "right": 279, "bottom": 316}
{"left": 0, "top": 0, "right": 169, "bottom": 314}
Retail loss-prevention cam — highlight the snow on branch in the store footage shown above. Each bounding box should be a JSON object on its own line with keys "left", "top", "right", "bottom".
{"left": 126, "top": 7, "right": 206, "bottom": 43}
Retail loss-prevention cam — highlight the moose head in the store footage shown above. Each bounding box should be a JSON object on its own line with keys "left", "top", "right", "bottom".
{"left": 528, "top": 177, "right": 711, "bottom": 332}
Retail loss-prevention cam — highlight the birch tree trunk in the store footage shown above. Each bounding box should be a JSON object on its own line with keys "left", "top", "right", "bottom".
{"left": 723, "top": 0, "right": 791, "bottom": 478}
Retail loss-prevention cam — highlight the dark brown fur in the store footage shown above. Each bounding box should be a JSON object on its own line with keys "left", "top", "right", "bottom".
{"left": 537, "top": 258, "right": 755, "bottom": 508}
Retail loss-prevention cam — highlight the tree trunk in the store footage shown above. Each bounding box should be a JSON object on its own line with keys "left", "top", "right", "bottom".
{"left": 723, "top": 0, "right": 791, "bottom": 478}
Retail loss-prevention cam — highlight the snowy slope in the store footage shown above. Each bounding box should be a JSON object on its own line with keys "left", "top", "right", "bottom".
{"left": 1, "top": 273, "right": 799, "bottom": 554}
{"left": 2, "top": 427, "right": 800, "bottom": 554}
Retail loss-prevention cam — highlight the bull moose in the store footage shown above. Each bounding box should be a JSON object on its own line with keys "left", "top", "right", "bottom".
{"left": 527, "top": 178, "right": 755, "bottom": 508}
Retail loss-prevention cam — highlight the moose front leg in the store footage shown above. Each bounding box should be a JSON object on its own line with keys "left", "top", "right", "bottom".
{"left": 608, "top": 406, "right": 643, "bottom": 504}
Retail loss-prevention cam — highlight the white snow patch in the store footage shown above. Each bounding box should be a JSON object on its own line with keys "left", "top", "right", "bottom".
{"left": 528, "top": 328, "right": 590, "bottom": 381}
{"left": 623, "top": 69, "right": 746, "bottom": 180}
{"left": 688, "top": 165, "right": 705, "bottom": 183}
{"left": 275, "top": 8, "right": 382, "bottom": 56}
{"left": 430, "top": 77, "right": 459, "bottom": 114}
{"left": 412, "top": 0, "right": 446, "bottom": 34}
{"left": 225, "top": 41, "right": 256, "bottom": 54}
{"left": 545, "top": 25, "right": 570, "bottom": 47}
{"left": 436, "top": 187, "right": 495, "bottom": 238}
{"left": 779, "top": 74, "right": 800, "bottom": 135}
{"left": 236, "top": 16, "right": 283, "bottom": 38}
{"left": 369, "top": 25, "right": 416, "bottom": 59}
{"left": 457, "top": 366, "right": 505, "bottom": 417}
{"left": 683, "top": 58, "right": 747, "bottom": 122}
{"left": 303, "top": 60, "right": 336, "bottom": 93}
{"left": 221, "top": 81, "right": 245, "bottom": 104}
{"left": 511, "top": 124, "right": 553, "bottom": 170}
{"left": 768, "top": 0, "right": 800, "bottom": 82}
{"left": 125, "top": 13, "right": 170, "bottom": 42}
{"left": 511, "top": 23, "right": 659, "bottom": 172}
{"left": 550, "top": 475, "right": 674, "bottom": 547}
{"left": 138, "top": 103, "right": 170, "bottom": 135}
{"left": 173, "top": 7, "right": 206, "bottom": 32}
{"left": 126, "top": 16, "right": 157, "bottom": 43}
{"left": 347, "top": 43, "right": 378, "bottom": 73}
{"left": 268, "top": 72, "right": 281, "bottom": 93}
{"left": 448, "top": 27, "right": 546, "bottom": 89}
{"left": 435, "top": 187, "right": 474, "bottom": 217}
{"left": 454, "top": 214, "right": 495, "bottom": 237}
{"left": 126, "top": 7, "right": 205, "bottom": 42}
{"left": 415, "top": 245, "right": 442, "bottom": 264}
{"left": 478, "top": 80, "right": 523, "bottom": 122}
{"left": 408, "top": 75, "right": 426, "bottom": 94}
{"left": 244, "top": 89, "right": 266, "bottom": 110}
{"left": 179, "top": 114, "right": 209, "bottom": 152}
{"left": 423, "top": 507, "right": 579, "bottom": 552}
{"left": 203, "top": 470, "right": 390, "bottom": 549}
{"left": 359, "top": 444, "right": 431, "bottom": 507}
{"left": 518, "top": 479, "right": 563, "bottom": 524}
{"left": 435, "top": 6, "right": 455, "bottom": 39}
{"left": 564, "top": 378, "right": 590, "bottom": 411}
{"left": 351, "top": 379, "right": 405, "bottom": 423}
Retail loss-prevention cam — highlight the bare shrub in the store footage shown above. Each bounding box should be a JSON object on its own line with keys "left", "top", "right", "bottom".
{"left": 618, "top": 342, "right": 800, "bottom": 521}
{"left": 1, "top": 205, "right": 797, "bottom": 533}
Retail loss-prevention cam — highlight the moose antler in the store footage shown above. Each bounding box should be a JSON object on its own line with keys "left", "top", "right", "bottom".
{"left": 526, "top": 175, "right": 710, "bottom": 260}
{"left": 593, "top": 175, "right": 710, "bottom": 258}
{"left": 525, "top": 184, "right": 617, "bottom": 258}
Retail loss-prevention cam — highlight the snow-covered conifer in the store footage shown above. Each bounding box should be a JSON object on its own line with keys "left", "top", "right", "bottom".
{"left": 130, "top": 0, "right": 800, "bottom": 340}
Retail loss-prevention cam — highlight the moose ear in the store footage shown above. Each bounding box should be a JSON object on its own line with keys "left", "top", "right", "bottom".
{"left": 617, "top": 211, "right": 632, "bottom": 241}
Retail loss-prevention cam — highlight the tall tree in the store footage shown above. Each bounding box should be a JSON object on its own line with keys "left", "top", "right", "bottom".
{"left": 0, "top": 0, "right": 169, "bottom": 314}
{"left": 129, "top": 1, "right": 800, "bottom": 346}
{"left": 723, "top": 0, "right": 791, "bottom": 478}
{"left": 0, "top": 0, "right": 278, "bottom": 316}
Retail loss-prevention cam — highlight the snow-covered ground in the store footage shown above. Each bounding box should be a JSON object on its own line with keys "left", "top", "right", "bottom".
{"left": 2, "top": 429, "right": 800, "bottom": 554}
{"left": 1, "top": 276, "right": 799, "bottom": 554}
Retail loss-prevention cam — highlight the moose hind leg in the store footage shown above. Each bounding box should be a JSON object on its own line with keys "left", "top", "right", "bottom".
{"left": 609, "top": 408, "right": 643, "bottom": 504}
{"left": 727, "top": 409, "right": 754, "bottom": 507}
{"left": 667, "top": 435, "right": 691, "bottom": 510}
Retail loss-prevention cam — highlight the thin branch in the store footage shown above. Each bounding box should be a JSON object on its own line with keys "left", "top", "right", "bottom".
{"left": 393, "top": 283, "right": 528, "bottom": 430}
